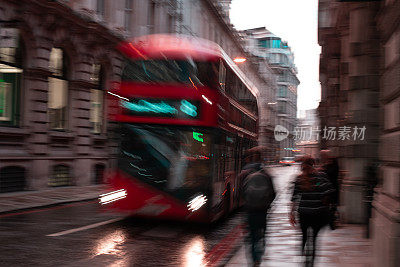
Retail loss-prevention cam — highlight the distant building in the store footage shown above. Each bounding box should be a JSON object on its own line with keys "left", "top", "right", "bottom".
{"left": 296, "top": 109, "right": 320, "bottom": 159}
{"left": 241, "top": 27, "right": 299, "bottom": 160}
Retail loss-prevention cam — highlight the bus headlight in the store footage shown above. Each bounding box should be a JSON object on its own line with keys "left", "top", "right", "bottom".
{"left": 99, "top": 189, "right": 127, "bottom": 205}
{"left": 187, "top": 194, "right": 207, "bottom": 212}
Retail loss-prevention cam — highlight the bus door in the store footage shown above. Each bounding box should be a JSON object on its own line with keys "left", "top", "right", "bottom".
{"left": 233, "top": 134, "right": 242, "bottom": 208}
{"left": 210, "top": 130, "right": 226, "bottom": 216}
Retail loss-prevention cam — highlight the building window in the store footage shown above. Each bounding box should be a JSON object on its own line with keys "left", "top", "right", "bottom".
{"left": 148, "top": 1, "right": 155, "bottom": 34}
{"left": 278, "top": 102, "right": 286, "bottom": 114}
{"left": 90, "top": 64, "right": 104, "bottom": 134}
{"left": 93, "top": 164, "right": 105, "bottom": 184}
{"left": 49, "top": 164, "right": 71, "bottom": 187}
{"left": 259, "top": 38, "right": 282, "bottom": 49}
{"left": 273, "top": 39, "right": 281, "bottom": 48}
{"left": 281, "top": 54, "right": 288, "bottom": 64}
{"left": 0, "top": 166, "right": 26, "bottom": 193}
{"left": 124, "top": 0, "right": 133, "bottom": 32}
{"left": 48, "top": 48, "right": 68, "bottom": 130}
{"left": 278, "top": 86, "right": 287, "bottom": 98}
{"left": 0, "top": 29, "right": 22, "bottom": 126}
{"left": 169, "top": 14, "right": 174, "bottom": 33}
{"left": 96, "top": 0, "right": 105, "bottom": 17}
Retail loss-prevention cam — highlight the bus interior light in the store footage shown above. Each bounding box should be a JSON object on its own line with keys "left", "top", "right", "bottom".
{"left": 201, "top": 95, "right": 213, "bottom": 105}
{"left": 107, "top": 91, "right": 129, "bottom": 101}
{"left": 121, "top": 100, "right": 177, "bottom": 115}
{"left": 180, "top": 100, "right": 198, "bottom": 117}
{"left": 99, "top": 189, "right": 127, "bottom": 205}
{"left": 187, "top": 194, "right": 207, "bottom": 212}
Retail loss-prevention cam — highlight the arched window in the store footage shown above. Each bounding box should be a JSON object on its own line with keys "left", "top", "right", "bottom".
{"left": 93, "top": 164, "right": 105, "bottom": 184}
{"left": 0, "top": 166, "right": 26, "bottom": 193}
{"left": 0, "top": 29, "right": 23, "bottom": 126}
{"left": 90, "top": 64, "right": 105, "bottom": 134}
{"left": 49, "top": 164, "right": 71, "bottom": 187}
{"left": 48, "top": 48, "right": 68, "bottom": 130}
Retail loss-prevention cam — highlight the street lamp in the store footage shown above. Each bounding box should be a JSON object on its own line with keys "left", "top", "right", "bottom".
{"left": 233, "top": 57, "right": 246, "bottom": 63}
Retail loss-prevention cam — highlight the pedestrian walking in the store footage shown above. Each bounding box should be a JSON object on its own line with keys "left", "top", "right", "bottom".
{"left": 320, "top": 149, "right": 340, "bottom": 229}
{"left": 240, "top": 147, "right": 276, "bottom": 267}
{"left": 290, "top": 156, "right": 335, "bottom": 267}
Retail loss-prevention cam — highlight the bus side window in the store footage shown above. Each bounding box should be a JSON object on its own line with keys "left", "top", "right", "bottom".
{"left": 236, "top": 136, "right": 243, "bottom": 173}
{"left": 241, "top": 138, "right": 251, "bottom": 168}
{"left": 219, "top": 60, "right": 226, "bottom": 91}
{"left": 214, "top": 132, "right": 226, "bottom": 182}
{"left": 224, "top": 135, "right": 235, "bottom": 179}
{"left": 197, "top": 61, "right": 218, "bottom": 88}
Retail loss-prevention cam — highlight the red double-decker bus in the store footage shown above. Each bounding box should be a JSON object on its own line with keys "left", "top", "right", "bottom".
{"left": 102, "top": 34, "right": 259, "bottom": 222}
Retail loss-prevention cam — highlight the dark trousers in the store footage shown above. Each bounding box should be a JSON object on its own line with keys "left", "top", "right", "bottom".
{"left": 246, "top": 211, "right": 267, "bottom": 265}
{"left": 299, "top": 212, "right": 328, "bottom": 267}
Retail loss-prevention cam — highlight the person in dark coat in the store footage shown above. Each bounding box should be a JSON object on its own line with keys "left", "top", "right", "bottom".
{"left": 290, "top": 156, "right": 335, "bottom": 267}
{"left": 320, "top": 149, "right": 339, "bottom": 229}
{"left": 239, "top": 147, "right": 276, "bottom": 267}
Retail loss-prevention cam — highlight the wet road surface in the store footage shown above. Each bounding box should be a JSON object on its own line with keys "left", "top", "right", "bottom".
{"left": 0, "top": 194, "right": 243, "bottom": 266}
{"left": 0, "top": 166, "right": 296, "bottom": 266}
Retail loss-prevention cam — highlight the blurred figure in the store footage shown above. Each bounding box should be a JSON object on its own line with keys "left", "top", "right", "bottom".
{"left": 320, "top": 149, "right": 339, "bottom": 229}
{"left": 290, "top": 157, "right": 335, "bottom": 267}
{"left": 240, "top": 147, "right": 276, "bottom": 267}
{"left": 364, "top": 160, "right": 379, "bottom": 238}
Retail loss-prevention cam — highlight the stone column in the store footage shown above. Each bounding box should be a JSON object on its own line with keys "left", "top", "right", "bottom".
{"left": 25, "top": 30, "right": 53, "bottom": 190}
{"left": 340, "top": 4, "right": 380, "bottom": 223}
{"left": 371, "top": 0, "right": 400, "bottom": 265}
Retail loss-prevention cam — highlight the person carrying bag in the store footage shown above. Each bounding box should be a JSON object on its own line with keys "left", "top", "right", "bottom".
{"left": 241, "top": 147, "right": 276, "bottom": 267}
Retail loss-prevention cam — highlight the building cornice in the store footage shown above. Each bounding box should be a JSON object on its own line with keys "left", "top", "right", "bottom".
{"left": 12, "top": 0, "right": 124, "bottom": 46}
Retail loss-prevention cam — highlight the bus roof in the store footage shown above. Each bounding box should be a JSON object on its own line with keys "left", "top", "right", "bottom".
{"left": 118, "top": 34, "right": 222, "bottom": 61}
{"left": 118, "top": 34, "right": 260, "bottom": 99}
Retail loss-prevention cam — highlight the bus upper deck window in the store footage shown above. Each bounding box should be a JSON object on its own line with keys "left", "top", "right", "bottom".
{"left": 219, "top": 60, "right": 226, "bottom": 91}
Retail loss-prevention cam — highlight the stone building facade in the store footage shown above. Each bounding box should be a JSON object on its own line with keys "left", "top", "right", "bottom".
{"left": 0, "top": 0, "right": 277, "bottom": 193}
{"left": 318, "top": 0, "right": 400, "bottom": 265}
{"left": 373, "top": 0, "right": 400, "bottom": 265}
{"left": 318, "top": 0, "right": 381, "bottom": 223}
{"left": 0, "top": 0, "right": 123, "bottom": 192}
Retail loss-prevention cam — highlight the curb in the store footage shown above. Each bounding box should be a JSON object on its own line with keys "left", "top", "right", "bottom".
{"left": 218, "top": 242, "right": 245, "bottom": 267}
{"left": 207, "top": 224, "right": 247, "bottom": 267}
{"left": 0, "top": 196, "right": 100, "bottom": 217}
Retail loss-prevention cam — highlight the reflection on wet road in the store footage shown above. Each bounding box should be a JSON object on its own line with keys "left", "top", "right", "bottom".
{"left": 0, "top": 199, "right": 243, "bottom": 266}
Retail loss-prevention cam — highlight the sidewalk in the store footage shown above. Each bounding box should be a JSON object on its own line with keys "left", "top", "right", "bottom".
{"left": 0, "top": 185, "right": 106, "bottom": 214}
{"left": 226, "top": 170, "right": 373, "bottom": 267}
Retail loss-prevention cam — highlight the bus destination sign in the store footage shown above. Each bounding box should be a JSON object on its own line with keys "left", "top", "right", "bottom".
{"left": 121, "top": 98, "right": 200, "bottom": 119}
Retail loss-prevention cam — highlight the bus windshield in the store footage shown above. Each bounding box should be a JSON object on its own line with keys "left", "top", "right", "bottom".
{"left": 121, "top": 59, "right": 219, "bottom": 87}
{"left": 118, "top": 124, "right": 212, "bottom": 193}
